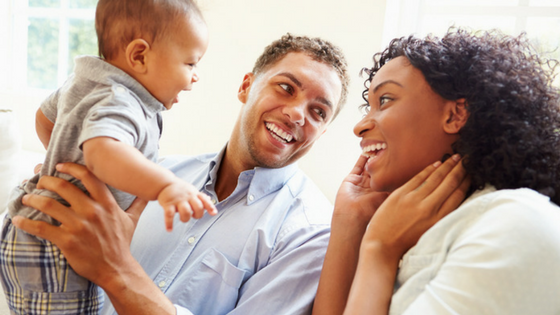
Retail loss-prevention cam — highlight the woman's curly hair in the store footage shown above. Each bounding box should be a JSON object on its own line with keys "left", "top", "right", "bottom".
{"left": 363, "top": 28, "right": 560, "bottom": 204}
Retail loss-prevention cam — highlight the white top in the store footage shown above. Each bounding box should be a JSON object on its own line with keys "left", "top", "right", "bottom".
{"left": 390, "top": 186, "right": 560, "bottom": 315}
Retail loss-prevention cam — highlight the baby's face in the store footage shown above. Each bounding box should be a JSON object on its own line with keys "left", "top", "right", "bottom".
{"left": 143, "top": 16, "right": 209, "bottom": 109}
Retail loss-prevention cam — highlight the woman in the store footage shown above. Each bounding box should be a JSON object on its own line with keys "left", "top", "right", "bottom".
{"left": 313, "top": 28, "right": 560, "bottom": 314}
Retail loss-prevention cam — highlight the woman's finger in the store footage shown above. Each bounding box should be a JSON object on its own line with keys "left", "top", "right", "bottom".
{"left": 350, "top": 155, "right": 369, "bottom": 176}
{"left": 404, "top": 154, "right": 462, "bottom": 196}
{"left": 397, "top": 160, "right": 444, "bottom": 193}
{"left": 417, "top": 154, "right": 462, "bottom": 194}
{"left": 435, "top": 170, "right": 471, "bottom": 219}
{"left": 422, "top": 157, "right": 468, "bottom": 211}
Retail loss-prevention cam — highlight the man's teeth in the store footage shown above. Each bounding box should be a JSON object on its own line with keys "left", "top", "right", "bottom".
{"left": 362, "top": 143, "right": 387, "bottom": 156}
{"left": 266, "top": 123, "right": 293, "bottom": 143}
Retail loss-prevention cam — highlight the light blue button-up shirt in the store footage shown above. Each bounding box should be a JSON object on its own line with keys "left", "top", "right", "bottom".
{"left": 101, "top": 147, "right": 333, "bottom": 315}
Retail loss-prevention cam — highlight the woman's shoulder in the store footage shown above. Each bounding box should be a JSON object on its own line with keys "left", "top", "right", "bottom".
{"left": 454, "top": 186, "right": 560, "bottom": 254}
{"left": 413, "top": 186, "right": 560, "bottom": 255}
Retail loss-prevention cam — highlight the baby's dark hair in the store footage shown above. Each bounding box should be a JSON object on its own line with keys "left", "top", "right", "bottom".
{"left": 363, "top": 28, "right": 560, "bottom": 204}
{"left": 253, "top": 33, "right": 349, "bottom": 120}
{"left": 96, "top": 0, "right": 203, "bottom": 60}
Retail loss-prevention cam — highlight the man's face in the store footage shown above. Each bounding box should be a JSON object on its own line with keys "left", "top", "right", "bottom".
{"left": 233, "top": 52, "right": 342, "bottom": 169}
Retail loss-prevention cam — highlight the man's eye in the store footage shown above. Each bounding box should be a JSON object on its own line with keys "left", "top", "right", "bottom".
{"left": 313, "top": 108, "right": 326, "bottom": 120}
{"left": 279, "top": 83, "right": 294, "bottom": 94}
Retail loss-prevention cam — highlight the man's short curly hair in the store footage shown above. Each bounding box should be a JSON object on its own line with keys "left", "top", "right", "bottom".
{"left": 363, "top": 28, "right": 560, "bottom": 204}
{"left": 252, "top": 33, "right": 349, "bottom": 120}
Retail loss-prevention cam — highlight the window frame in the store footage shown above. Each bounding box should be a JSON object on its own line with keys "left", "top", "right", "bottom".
{"left": 381, "top": 0, "right": 560, "bottom": 45}
{"left": 2, "top": 0, "right": 96, "bottom": 96}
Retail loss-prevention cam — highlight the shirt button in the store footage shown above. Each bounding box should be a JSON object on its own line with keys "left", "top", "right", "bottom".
{"left": 115, "top": 86, "right": 126, "bottom": 93}
{"left": 158, "top": 281, "right": 166, "bottom": 288}
{"left": 248, "top": 194, "right": 254, "bottom": 201}
{"left": 212, "top": 198, "right": 217, "bottom": 205}
{"left": 187, "top": 236, "right": 196, "bottom": 245}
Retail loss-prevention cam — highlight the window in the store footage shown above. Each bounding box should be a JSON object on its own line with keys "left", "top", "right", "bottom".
{"left": 382, "top": 0, "right": 560, "bottom": 84}
{"left": 4, "top": 0, "right": 97, "bottom": 92}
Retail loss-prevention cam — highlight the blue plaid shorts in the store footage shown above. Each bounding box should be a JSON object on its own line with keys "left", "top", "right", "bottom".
{"left": 0, "top": 216, "right": 104, "bottom": 314}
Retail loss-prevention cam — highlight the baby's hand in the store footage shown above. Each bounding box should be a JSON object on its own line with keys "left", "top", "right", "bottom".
{"left": 158, "top": 180, "right": 218, "bottom": 232}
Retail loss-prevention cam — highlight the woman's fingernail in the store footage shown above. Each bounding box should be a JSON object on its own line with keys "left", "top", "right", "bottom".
{"left": 433, "top": 161, "right": 442, "bottom": 168}
{"left": 452, "top": 154, "right": 461, "bottom": 162}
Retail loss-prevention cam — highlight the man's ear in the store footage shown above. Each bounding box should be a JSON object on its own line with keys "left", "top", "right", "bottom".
{"left": 238, "top": 73, "right": 254, "bottom": 104}
{"left": 125, "top": 39, "right": 150, "bottom": 74}
{"left": 443, "top": 98, "right": 469, "bottom": 134}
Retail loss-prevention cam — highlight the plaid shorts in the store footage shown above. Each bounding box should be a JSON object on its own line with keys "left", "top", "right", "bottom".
{"left": 0, "top": 216, "right": 104, "bottom": 314}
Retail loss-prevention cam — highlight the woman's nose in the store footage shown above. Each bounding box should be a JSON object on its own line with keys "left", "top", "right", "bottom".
{"left": 354, "top": 113, "right": 374, "bottom": 137}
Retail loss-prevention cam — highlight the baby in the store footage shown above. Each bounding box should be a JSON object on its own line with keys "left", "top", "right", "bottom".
{"left": 0, "top": 0, "right": 215, "bottom": 313}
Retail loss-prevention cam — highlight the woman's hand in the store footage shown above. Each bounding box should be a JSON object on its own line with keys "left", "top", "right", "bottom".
{"left": 334, "top": 154, "right": 389, "bottom": 222}
{"left": 343, "top": 154, "right": 470, "bottom": 315}
{"left": 364, "top": 154, "right": 470, "bottom": 261}
{"left": 12, "top": 162, "right": 147, "bottom": 287}
{"left": 313, "top": 155, "right": 389, "bottom": 315}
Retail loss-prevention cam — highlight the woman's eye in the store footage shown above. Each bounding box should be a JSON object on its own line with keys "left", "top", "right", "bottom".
{"left": 279, "top": 83, "right": 294, "bottom": 95}
{"left": 379, "top": 96, "right": 392, "bottom": 107}
{"left": 359, "top": 103, "right": 370, "bottom": 114}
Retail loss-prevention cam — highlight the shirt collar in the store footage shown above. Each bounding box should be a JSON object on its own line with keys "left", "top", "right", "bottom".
{"left": 205, "top": 144, "right": 300, "bottom": 205}
{"left": 74, "top": 55, "right": 166, "bottom": 117}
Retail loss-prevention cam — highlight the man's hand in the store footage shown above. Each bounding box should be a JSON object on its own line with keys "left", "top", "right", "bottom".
{"left": 12, "top": 162, "right": 147, "bottom": 287}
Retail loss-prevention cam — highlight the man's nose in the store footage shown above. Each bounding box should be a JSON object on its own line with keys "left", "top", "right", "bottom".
{"left": 283, "top": 102, "right": 305, "bottom": 126}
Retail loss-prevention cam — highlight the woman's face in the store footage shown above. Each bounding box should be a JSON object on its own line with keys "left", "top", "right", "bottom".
{"left": 354, "top": 56, "right": 459, "bottom": 192}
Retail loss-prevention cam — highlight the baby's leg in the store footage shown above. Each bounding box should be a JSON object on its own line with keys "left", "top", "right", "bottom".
{"left": 0, "top": 215, "right": 104, "bottom": 314}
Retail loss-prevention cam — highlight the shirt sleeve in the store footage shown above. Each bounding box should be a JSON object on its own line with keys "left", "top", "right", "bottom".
{"left": 402, "top": 195, "right": 560, "bottom": 315}
{"left": 228, "top": 223, "right": 330, "bottom": 315}
{"left": 40, "top": 89, "right": 61, "bottom": 123}
{"left": 78, "top": 93, "right": 146, "bottom": 148}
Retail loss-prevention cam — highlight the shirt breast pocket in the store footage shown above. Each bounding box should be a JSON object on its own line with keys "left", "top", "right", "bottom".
{"left": 180, "top": 248, "right": 249, "bottom": 314}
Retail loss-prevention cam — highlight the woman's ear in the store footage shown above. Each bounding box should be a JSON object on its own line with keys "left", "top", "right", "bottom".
{"left": 237, "top": 73, "right": 254, "bottom": 104}
{"left": 125, "top": 39, "right": 151, "bottom": 74}
{"left": 443, "top": 98, "right": 469, "bottom": 134}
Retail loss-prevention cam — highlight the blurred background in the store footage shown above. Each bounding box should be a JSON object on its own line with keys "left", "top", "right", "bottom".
{"left": 1, "top": 0, "right": 559, "bottom": 204}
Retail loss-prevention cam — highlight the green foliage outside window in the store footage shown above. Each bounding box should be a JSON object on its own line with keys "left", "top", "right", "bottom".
{"left": 68, "top": 19, "right": 98, "bottom": 75}
{"left": 26, "top": 0, "right": 98, "bottom": 89}
{"left": 29, "top": 0, "right": 59, "bottom": 8}
{"left": 27, "top": 18, "right": 59, "bottom": 89}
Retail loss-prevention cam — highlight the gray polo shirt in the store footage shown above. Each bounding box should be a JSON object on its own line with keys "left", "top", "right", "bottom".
{"left": 9, "top": 56, "right": 166, "bottom": 224}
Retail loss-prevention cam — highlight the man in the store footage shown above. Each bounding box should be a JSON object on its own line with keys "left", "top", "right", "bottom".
{"left": 13, "top": 33, "right": 349, "bottom": 314}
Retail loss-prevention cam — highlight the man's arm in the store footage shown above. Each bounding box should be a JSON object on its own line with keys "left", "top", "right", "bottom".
{"left": 12, "top": 163, "right": 178, "bottom": 315}
{"left": 36, "top": 108, "right": 54, "bottom": 149}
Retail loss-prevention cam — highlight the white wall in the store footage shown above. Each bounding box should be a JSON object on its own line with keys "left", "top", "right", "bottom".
{"left": 13, "top": 0, "right": 387, "bottom": 203}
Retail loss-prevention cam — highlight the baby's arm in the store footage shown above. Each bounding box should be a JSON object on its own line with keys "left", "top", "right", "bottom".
{"left": 36, "top": 108, "right": 54, "bottom": 149}
{"left": 82, "top": 137, "right": 217, "bottom": 230}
